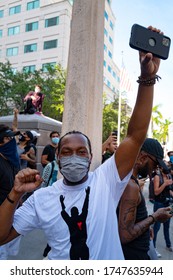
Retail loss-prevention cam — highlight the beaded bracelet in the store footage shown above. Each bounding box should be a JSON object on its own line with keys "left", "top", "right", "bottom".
{"left": 137, "top": 75, "right": 161, "bottom": 86}
{"left": 148, "top": 214, "right": 156, "bottom": 224}
{"left": 6, "top": 195, "right": 15, "bottom": 204}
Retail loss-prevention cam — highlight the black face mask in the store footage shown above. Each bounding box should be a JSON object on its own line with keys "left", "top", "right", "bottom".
{"left": 0, "top": 138, "right": 20, "bottom": 169}
{"left": 138, "top": 162, "right": 149, "bottom": 178}
{"left": 18, "top": 134, "right": 26, "bottom": 142}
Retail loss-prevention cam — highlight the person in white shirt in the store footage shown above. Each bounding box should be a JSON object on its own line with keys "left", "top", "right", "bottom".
{"left": 0, "top": 26, "right": 167, "bottom": 260}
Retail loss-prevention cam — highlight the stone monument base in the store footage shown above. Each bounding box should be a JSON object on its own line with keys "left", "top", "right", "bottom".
{"left": 0, "top": 113, "right": 62, "bottom": 174}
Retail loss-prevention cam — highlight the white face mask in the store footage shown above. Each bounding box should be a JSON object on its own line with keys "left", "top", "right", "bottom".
{"left": 35, "top": 87, "right": 41, "bottom": 93}
{"left": 59, "top": 155, "right": 90, "bottom": 183}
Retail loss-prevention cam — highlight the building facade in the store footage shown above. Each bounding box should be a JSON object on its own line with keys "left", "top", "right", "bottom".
{"left": 0, "top": 0, "right": 120, "bottom": 100}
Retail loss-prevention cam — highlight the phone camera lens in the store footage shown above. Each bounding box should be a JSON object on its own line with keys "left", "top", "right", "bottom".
{"left": 148, "top": 38, "right": 156, "bottom": 47}
{"left": 162, "top": 37, "right": 170, "bottom": 47}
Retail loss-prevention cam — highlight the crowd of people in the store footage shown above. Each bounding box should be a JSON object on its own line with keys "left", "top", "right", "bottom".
{"left": 0, "top": 26, "right": 172, "bottom": 260}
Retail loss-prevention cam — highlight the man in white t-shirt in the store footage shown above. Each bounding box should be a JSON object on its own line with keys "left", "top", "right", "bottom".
{"left": 0, "top": 27, "right": 163, "bottom": 259}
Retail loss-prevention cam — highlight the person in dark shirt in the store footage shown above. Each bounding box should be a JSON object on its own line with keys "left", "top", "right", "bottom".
{"left": 41, "top": 131, "right": 60, "bottom": 168}
{"left": 152, "top": 167, "right": 173, "bottom": 257}
{"left": 0, "top": 124, "right": 21, "bottom": 259}
{"left": 118, "top": 138, "right": 172, "bottom": 260}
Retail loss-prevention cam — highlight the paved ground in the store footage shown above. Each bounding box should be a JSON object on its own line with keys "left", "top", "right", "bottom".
{"left": 8, "top": 180, "right": 173, "bottom": 260}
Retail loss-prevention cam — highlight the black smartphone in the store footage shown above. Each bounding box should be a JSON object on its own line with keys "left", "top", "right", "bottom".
{"left": 112, "top": 130, "right": 118, "bottom": 136}
{"left": 129, "top": 24, "right": 171, "bottom": 60}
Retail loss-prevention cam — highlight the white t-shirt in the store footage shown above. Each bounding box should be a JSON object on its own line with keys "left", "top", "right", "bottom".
{"left": 13, "top": 155, "right": 131, "bottom": 260}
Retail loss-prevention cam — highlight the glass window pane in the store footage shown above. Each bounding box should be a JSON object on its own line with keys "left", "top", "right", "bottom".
{"left": 42, "top": 62, "right": 56, "bottom": 72}
{"left": 24, "top": 43, "right": 37, "bottom": 53}
{"left": 0, "top": 10, "right": 4, "bottom": 18}
{"left": 9, "top": 5, "right": 21, "bottom": 15}
{"left": 45, "top": 17, "right": 59, "bottom": 28}
{"left": 44, "top": 39, "right": 57, "bottom": 50}
{"left": 27, "top": 0, "right": 40, "bottom": 10}
{"left": 6, "top": 47, "right": 18, "bottom": 56}
{"left": 26, "top": 22, "right": 38, "bottom": 32}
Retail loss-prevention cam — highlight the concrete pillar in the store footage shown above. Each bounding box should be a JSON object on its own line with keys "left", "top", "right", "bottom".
{"left": 61, "top": 0, "right": 105, "bottom": 170}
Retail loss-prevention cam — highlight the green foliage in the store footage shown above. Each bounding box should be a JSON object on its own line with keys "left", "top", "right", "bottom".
{"left": 0, "top": 61, "right": 66, "bottom": 120}
{"left": 102, "top": 93, "right": 130, "bottom": 142}
{"left": 151, "top": 105, "right": 172, "bottom": 145}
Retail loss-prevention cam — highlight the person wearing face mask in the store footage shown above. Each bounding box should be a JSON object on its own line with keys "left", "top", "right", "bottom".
{"left": 167, "top": 151, "right": 173, "bottom": 178}
{"left": 1, "top": 26, "right": 172, "bottom": 260}
{"left": 0, "top": 125, "right": 21, "bottom": 259}
{"left": 17, "top": 131, "right": 36, "bottom": 170}
{"left": 41, "top": 147, "right": 59, "bottom": 258}
{"left": 118, "top": 138, "right": 172, "bottom": 260}
{"left": 41, "top": 131, "right": 60, "bottom": 168}
{"left": 22, "top": 85, "right": 45, "bottom": 114}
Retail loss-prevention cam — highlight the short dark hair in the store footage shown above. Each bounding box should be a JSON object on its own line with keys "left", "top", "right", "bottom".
{"left": 57, "top": 130, "right": 92, "bottom": 154}
{"left": 50, "top": 131, "right": 60, "bottom": 138}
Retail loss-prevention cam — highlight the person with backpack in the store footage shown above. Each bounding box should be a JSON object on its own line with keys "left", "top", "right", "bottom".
{"left": 41, "top": 149, "right": 59, "bottom": 258}
{"left": 41, "top": 157, "right": 59, "bottom": 188}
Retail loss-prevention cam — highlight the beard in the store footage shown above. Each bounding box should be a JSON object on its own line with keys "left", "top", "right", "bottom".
{"left": 138, "top": 162, "right": 149, "bottom": 178}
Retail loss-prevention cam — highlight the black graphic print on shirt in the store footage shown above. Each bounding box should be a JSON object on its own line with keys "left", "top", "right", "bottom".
{"left": 60, "top": 186, "right": 90, "bottom": 260}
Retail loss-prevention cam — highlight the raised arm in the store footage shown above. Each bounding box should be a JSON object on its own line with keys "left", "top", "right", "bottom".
{"left": 0, "top": 168, "right": 42, "bottom": 244}
{"left": 12, "top": 108, "right": 18, "bottom": 132}
{"left": 115, "top": 26, "right": 161, "bottom": 180}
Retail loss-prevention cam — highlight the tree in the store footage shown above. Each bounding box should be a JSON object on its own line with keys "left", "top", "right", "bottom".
{"left": 0, "top": 61, "right": 66, "bottom": 120}
{"left": 102, "top": 94, "right": 131, "bottom": 142}
{"left": 151, "top": 104, "right": 172, "bottom": 145}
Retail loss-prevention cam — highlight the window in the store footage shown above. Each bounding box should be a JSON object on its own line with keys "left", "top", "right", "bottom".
{"left": 107, "top": 80, "right": 111, "bottom": 88}
{"left": 108, "top": 65, "right": 112, "bottom": 73}
{"left": 43, "top": 39, "right": 57, "bottom": 50}
{"left": 12, "top": 68, "right": 17, "bottom": 74}
{"left": 0, "top": 10, "right": 4, "bottom": 18}
{"left": 103, "top": 60, "right": 106, "bottom": 67}
{"left": 42, "top": 62, "right": 56, "bottom": 72}
{"left": 45, "top": 16, "right": 59, "bottom": 28}
{"left": 6, "top": 47, "right": 18, "bottom": 57}
{"left": 110, "top": 21, "right": 114, "bottom": 30}
{"left": 104, "top": 11, "right": 108, "bottom": 21}
{"left": 113, "top": 71, "right": 116, "bottom": 78}
{"left": 104, "top": 28, "right": 108, "bottom": 37}
{"left": 104, "top": 44, "right": 107, "bottom": 52}
{"left": 8, "top": 26, "right": 20, "bottom": 36}
{"left": 108, "top": 50, "right": 112, "bottom": 58}
{"left": 27, "top": 0, "right": 39, "bottom": 10}
{"left": 23, "top": 65, "right": 36, "bottom": 73}
{"left": 9, "top": 5, "right": 21, "bottom": 15}
{"left": 0, "top": 30, "right": 2, "bottom": 38}
{"left": 26, "top": 21, "right": 38, "bottom": 32}
{"left": 109, "top": 36, "right": 113, "bottom": 44}
{"left": 24, "top": 43, "right": 37, "bottom": 53}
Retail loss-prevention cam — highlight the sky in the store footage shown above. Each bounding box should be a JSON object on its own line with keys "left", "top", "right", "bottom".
{"left": 111, "top": 0, "right": 173, "bottom": 121}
